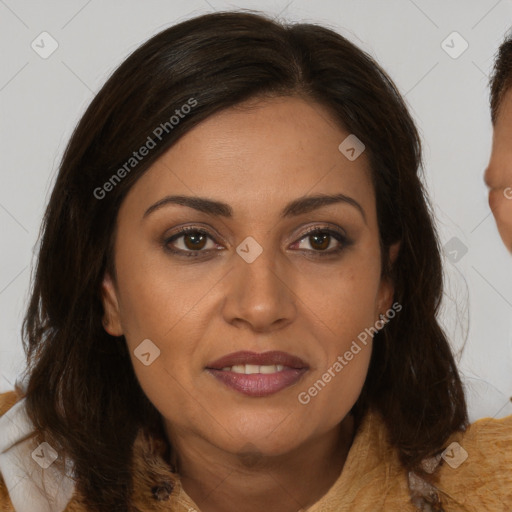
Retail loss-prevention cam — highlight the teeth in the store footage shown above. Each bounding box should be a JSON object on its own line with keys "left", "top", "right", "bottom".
{"left": 221, "top": 364, "right": 286, "bottom": 374}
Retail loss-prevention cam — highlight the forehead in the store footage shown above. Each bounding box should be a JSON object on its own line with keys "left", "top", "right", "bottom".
{"left": 121, "top": 95, "right": 377, "bottom": 223}
{"left": 179, "top": 98, "right": 366, "bottom": 174}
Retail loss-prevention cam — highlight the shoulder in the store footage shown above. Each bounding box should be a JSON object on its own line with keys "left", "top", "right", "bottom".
{"left": 436, "top": 413, "right": 512, "bottom": 510}
{"left": 0, "top": 389, "right": 23, "bottom": 415}
{"left": 0, "top": 389, "right": 81, "bottom": 512}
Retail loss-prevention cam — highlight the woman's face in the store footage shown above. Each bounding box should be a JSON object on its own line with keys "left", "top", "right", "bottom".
{"left": 101, "top": 95, "right": 395, "bottom": 458}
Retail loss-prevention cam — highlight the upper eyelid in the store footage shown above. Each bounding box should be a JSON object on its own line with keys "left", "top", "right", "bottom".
{"left": 165, "top": 225, "right": 347, "bottom": 250}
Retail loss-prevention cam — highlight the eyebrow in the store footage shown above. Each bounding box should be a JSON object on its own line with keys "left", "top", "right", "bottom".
{"left": 143, "top": 193, "right": 366, "bottom": 223}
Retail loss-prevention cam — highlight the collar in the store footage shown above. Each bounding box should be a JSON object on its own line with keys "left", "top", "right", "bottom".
{"left": 0, "top": 395, "right": 76, "bottom": 512}
{"left": 0, "top": 392, "right": 192, "bottom": 512}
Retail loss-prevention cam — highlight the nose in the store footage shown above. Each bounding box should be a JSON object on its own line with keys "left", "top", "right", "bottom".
{"left": 221, "top": 244, "right": 297, "bottom": 332}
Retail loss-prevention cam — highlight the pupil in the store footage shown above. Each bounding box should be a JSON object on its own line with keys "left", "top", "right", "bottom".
{"left": 312, "top": 233, "right": 329, "bottom": 250}
{"left": 186, "top": 233, "right": 205, "bottom": 250}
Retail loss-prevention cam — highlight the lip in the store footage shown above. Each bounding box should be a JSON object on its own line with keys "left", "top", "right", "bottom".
{"left": 206, "top": 367, "right": 308, "bottom": 397}
{"left": 205, "top": 350, "right": 309, "bottom": 398}
{"left": 206, "top": 350, "right": 308, "bottom": 370}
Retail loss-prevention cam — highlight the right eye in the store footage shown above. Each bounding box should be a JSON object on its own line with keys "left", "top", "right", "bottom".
{"left": 163, "top": 227, "right": 221, "bottom": 257}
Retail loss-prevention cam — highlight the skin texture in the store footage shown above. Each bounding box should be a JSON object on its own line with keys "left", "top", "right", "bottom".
{"left": 485, "top": 88, "right": 512, "bottom": 253}
{"left": 100, "top": 96, "right": 397, "bottom": 512}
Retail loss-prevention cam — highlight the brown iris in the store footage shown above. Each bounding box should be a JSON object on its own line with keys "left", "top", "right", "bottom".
{"left": 308, "top": 233, "right": 330, "bottom": 251}
{"left": 183, "top": 232, "right": 208, "bottom": 250}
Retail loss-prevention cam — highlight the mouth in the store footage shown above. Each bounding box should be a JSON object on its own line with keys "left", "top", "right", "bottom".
{"left": 206, "top": 350, "right": 308, "bottom": 370}
{"left": 205, "top": 351, "right": 309, "bottom": 397}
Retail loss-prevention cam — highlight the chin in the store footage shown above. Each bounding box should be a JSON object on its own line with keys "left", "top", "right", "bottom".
{"left": 221, "top": 418, "right": 308, "bottom": 456}
{"left": 230, "top": 435, "right": 303, "bottom": 460}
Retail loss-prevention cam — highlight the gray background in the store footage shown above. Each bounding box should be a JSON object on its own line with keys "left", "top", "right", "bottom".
{"left": 1, "top": 0, "right": 511, "bottom": 422}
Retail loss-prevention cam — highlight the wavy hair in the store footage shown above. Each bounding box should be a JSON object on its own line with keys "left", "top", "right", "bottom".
{"left": 15, "top": 10, "right": 468, "bottom": 511}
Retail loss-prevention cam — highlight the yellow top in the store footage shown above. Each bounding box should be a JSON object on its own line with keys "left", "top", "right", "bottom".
{"left": 0, "top": 389, "right": 511, "bottom": 511}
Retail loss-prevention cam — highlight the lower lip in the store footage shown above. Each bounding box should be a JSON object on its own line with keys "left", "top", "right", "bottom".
{"left": 206, "top": 368, "right": 308, "bottom": 397}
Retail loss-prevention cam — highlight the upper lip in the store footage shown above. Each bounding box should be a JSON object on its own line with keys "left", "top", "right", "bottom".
{"left": 206, "top": 351, "right": 309, "bottom": 370}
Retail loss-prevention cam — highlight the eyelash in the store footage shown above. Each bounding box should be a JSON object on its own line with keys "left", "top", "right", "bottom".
{"left": 163, "top": 225, "right": 351, "bottom": 259}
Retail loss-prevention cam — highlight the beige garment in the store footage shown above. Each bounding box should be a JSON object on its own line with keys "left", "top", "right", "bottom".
{"left": 0, "top": 389, "right": 511, "bottom": 511}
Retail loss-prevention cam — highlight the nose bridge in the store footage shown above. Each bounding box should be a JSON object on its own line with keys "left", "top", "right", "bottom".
{"left": 222, "top": 236, "right": 296, "bottom": 330}
{"left": 239, "top": 239, "right": 279, "bottom": 289}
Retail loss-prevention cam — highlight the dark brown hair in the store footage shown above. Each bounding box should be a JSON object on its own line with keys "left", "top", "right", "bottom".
{"left": 490, "top": 31, "right": 512, "bottom": 123}
{"left": 16, "top": 10, "right": 468, "bottom": 511}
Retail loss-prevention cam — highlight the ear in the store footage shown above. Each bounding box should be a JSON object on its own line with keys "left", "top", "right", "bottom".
{"left": 100, "top": 273, "right": 123, "bottom": 336}
{"left": 376, "top": 241, "right": 400, "bottom": 315}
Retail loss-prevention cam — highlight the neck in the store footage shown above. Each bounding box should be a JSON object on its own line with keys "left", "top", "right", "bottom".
{"left": 168, "top": 414, "right": 355, "bottom": 512}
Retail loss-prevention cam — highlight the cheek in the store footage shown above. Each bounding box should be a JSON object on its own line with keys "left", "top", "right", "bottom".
{"left": 117, "top": 268, "right": 210, "bottom": 426}
{"left": 297, "top": 252, "right": 382, "bottom": 337}
{"left": 112, "top": 245, "right": 218, "bottom": 417}
{"left": 113, "top": 236, "right": 219, "bottom": 344}
{"left": 291, "top": 255, "right": 381, "bottom": 422}
{"left": 296, "top": 340, "right": 372, "bottom": 426}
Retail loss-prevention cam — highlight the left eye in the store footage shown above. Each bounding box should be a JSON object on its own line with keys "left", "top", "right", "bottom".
{"left": 292, "top": 229, "right": 347, "bottom": 253}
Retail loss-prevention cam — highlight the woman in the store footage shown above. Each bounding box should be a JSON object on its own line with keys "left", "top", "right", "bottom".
{"left": 0, "top": 10, "right": 510, "bottom": 512}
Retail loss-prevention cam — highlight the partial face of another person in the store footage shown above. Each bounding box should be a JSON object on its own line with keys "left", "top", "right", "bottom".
{"left": 486, "top": 88, "right": 512, "bottom": 252}
{"left": 100, "top": 95, "right": 395, "bottom": 458}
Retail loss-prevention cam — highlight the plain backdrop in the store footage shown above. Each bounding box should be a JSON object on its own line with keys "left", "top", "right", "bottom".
{"left": 1, "top": 0, "right": 512, "bottom": 422}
